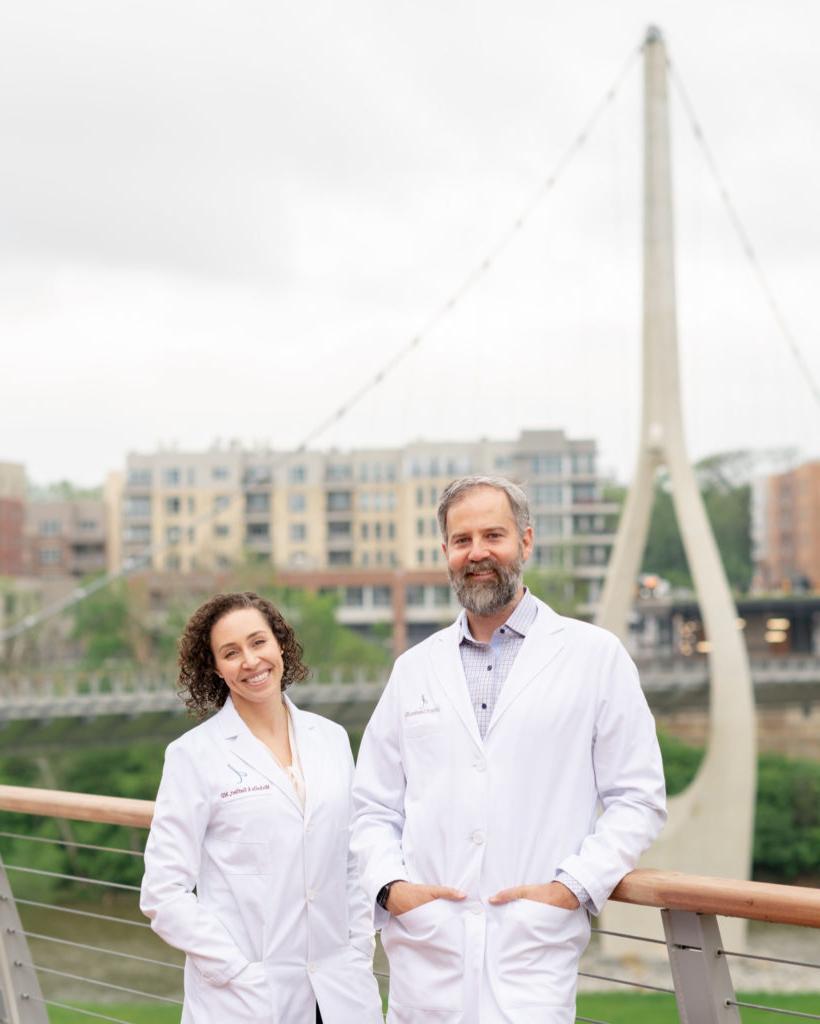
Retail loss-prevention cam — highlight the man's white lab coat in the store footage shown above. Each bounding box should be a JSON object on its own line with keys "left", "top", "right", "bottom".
{"left": 141, "top": 695, "right": 383, "bottom": 1023}
{"left": 352, "top": 598, "right": 666, "bottom": 1024}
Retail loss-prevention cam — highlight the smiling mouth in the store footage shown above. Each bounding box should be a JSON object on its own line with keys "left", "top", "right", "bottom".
{"left": 244, "top": 669, "right": 271, "bottom": 685}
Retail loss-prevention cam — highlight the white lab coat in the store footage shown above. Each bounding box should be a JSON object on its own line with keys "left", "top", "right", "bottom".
{"left": 140, "top": 695, "right": 383, "bottom": 1024}
{"left": 352, "top": 598, "right": 666, "bottom": 1024}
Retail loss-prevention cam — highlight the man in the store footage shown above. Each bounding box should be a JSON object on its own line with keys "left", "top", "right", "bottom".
{"left": 352, "top": 476, "right": 666, "bottom": 1024}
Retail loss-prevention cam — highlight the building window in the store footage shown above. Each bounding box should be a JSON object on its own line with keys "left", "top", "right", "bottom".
{"left": 327, "top": 491, "right": 352, "bottom": 512}
{"left": 535, "top": 545, "right": 563, "bottom": 567}
{"left": 326, "top": 464, "right": 352, "bottom": 482}
{"left": 127, "top": 469, "right": 152, "bottom": 486}
{"left": 360, "top": 492, "right": 370, "bottom": 511}
{"left": 361, "top": 522, "right": 369, "bottom": 540}
{"left": 166, "top": 554, "right": 180, "bottom": 571}
{"left": 417, "top": 549, "right": 424, "bottom": 565}
{"left": 572, "top": 483, "right": 596, "bottom": 504}
{"left": 39, "top": 548, "right": 61, "bottom": 565}
{"left": 416, "top": 518, "right": 425, "bottom": 537}
{"left": 374, "top": 522, "right": 382, "bottom": 540}
{"left": 186, "top": 467, "right": 197, "bottom": 485}
{"left": 289, "top": 492, "right": 306, "bottom": 513}
{"left": 373, "top": 585, "right": 391, "bottom": 607}
{"left": 245, "top": 492, "right": 270, "bottom": 514}
{"left": 328, "top": 550, "right": 352, "bottom": 566}
{"left": 431, "top": 548, "right": 440, "bottom": 563}
{"left": 244, "top": 465, "right": 272, "bottom": 485}
{"left": 39, "top": 519, "right": 60, "bottom": 536}
{"left": 290, "top": 523, "right": 307, "bottom": 542}
{"left": 536, "top": 515, "right": 563, "bottom": 536}
{"left": 166, "top": 526, "right": 181, "bottom": 544}
{"left": 212, "top": 466, "right": 230, "bottom": 481}
{"left": 416, "top": 487, "right": 424, "bottom": 507}
{"left": 387, "top": 522, "right": 396, "bottom": 540}
{"left": 328, "top": 520, "right": 351, "bottom": 538}
{"left": 163, "top": 468, "right": 181, "bottom": 486}
{"left": 571, "top": 453, "right": 595, "bottom": 475}
{"left": 214, "top": 524, "right": 230, "bottom": 538}
{"left": 344, "top": 586, "right": 364, "bottom": 607}
{"left": 533, "top": 484, "right": 563, "bottom": 506}
{"left": 406, "top": 585, "right": 425, "bottom": 606}
{"left": 214, "top": 494, "right": 230, "bottom": 512}
{"left": 125, "top": 525, "right": 151, "bottom": 543}
{"left": 187, "top": 497, "right": 195, "bottom": 514}
{"left": 246, "top": 522, "right": 270, "bottom": 541}
{"left": 166, "top": 496, "right": 181, "bottom": 515}
{"left": 288, "top": 464, "right": 306, "bottom": 484}
{"left": 125, "top": 496, "right": 151, "bottom": 517}
{"left": 430, "top": 486, "right": 438, "bottom": 505}
{"left": 78, "top": 519, "right": 98, "bottom": 532}
{"left": 531, "top": 454, "right": 563, "bottom": 476}
{"left": 433, "top": 585, "right": 451, "bottom": 607}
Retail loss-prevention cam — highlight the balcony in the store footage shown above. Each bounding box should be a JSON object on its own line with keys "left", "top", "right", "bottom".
{"left": 0, "top": 784, "right": 818, "bottom": 1022}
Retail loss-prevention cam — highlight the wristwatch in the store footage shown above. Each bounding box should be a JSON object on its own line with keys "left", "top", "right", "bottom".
{"left": 376, "top": 879, "right": 405, "bottom": 911}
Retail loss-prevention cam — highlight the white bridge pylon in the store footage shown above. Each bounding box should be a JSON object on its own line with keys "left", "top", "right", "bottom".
{"left": 596, "top": 26, "right": 756, "bottom": 954}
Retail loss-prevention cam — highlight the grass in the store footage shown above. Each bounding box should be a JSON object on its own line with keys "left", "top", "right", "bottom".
{"left": 46, "top": 992, "right": 820, "bottom": 1023}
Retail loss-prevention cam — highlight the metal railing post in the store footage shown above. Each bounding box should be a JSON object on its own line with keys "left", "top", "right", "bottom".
{"left": 662, "top": 909, "right": 740, "bottom": 1023}
{"left": 0, "top": 855, "right": 48, "bottom": 1024}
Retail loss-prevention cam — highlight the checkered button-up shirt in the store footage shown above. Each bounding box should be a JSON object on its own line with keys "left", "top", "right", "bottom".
{"left": 458, "top": 587, "right": 538, "bottom": 739}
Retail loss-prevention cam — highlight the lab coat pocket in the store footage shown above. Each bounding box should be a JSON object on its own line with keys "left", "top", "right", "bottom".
{"left": 207, "top": 839, "right": 271, "bottom": 876}
{"left": 215, "top": 961, "right": 276, "bottom": 1022}
{"left": 488, "top": 899, "right": 589, "bottom": 1011}
{"left": 383, "top": 899, "right": 463, "bottom": 1012}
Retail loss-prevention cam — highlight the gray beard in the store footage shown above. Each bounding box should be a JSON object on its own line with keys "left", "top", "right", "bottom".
{"left": 450, "top": 554, "right": 523, "bottom": 616}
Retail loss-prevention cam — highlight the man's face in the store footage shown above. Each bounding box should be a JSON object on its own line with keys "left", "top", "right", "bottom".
{"left": 443, "top": 486, "right": 533, "bottom": 616}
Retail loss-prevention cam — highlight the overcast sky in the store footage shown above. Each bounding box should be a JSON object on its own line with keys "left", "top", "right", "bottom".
{"left": 2, "top": 0, "right": 818, "bottom": 487}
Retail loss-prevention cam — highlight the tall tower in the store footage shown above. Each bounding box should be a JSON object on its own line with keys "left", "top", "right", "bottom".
{"left": 596, "top": 27, "right": 756, "bottom": 952}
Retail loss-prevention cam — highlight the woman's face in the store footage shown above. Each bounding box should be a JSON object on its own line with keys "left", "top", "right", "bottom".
{"left": 210, "top": 607, "right": 285, "bottom": 709}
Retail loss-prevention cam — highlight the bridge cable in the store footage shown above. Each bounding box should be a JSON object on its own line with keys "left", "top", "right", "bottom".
{"left": 668, "top": 58, "right": 820, "bottom": 413}
{"left": 0, "top": 43, "right": 639, "bottom": 645}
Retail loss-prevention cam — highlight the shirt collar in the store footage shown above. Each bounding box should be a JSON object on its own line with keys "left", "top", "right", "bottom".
{"left": 458, "top": 586, "right": 538, "bottom": 645}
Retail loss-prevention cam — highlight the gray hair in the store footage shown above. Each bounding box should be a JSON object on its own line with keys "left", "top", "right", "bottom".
{"left": 437, "top": 476, "right": 531, "bottom": 540}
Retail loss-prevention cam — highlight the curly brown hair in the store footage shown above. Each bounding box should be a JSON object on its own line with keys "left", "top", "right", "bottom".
{"left": 177, "top": 592, "right": 309, "bottom": 719}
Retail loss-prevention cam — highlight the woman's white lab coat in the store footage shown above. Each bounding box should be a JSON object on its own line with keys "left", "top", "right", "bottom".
{"left": 140, "top": 695, "right": 383, "bottom": 1023}
{"left": 352, "top": 598, "right": 667, "bottom": 1023}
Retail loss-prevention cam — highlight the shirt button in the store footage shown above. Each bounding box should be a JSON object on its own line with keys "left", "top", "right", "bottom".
{"left": 308, "top": 963, "right": 317, "bottom": 974}
{"left": 471, "top": 830, "right": 485, "bottom": 845}
{"left": 486, "top": 665, "right": 492, "bottom": 671}
{"left": 474, "top": 761, "right": 486, "bottom": 772}
{"left": 470, "top": 903, "right": 484, "bottom": 915}
{"left": 305, "top": 822, "right": 313, "bottom": 833}
{"left": 307, "top": 889, "right": 316, "bottom": 901}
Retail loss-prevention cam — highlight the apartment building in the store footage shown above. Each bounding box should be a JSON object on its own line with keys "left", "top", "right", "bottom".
{"left": 25, "top": 499, "right": 107, "bottom": 578}
{"left": 113, "top": 430, "right": 618, "bottom": 604}
{"left": 0, "top": 462, "right": 26, "bottom": 576}
{"left": 753, "top": 459, "right": 820, "bottom": 592}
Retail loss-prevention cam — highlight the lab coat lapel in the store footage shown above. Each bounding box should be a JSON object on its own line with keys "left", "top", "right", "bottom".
{"left": 428, "top": 621, "right": 483, "bottom": 753}
{"left": 485, "top": 598, "right": 565, "bottom": 738}
{"left": 214, "top": 696, "right": 303, "bottom": 813}
{"left": 286, "top": 695, "right": 325, "bottom": 823}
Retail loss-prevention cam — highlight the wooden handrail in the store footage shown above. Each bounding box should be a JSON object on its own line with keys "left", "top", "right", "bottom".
{"left": 1, "top": 784, "right": 819, "bottom": 929}
{"left": 611, "top": 868, "right": 820, "bottom": 929}
{"left": 0, "top": 785, "right": 153, "bottom": 829}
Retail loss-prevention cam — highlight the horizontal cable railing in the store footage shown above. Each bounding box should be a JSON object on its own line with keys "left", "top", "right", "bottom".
{"left": 0, "top": 784, "right": 819, "bottom": 1023}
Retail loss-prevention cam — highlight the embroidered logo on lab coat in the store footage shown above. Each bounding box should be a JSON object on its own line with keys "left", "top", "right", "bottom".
{"left": 219, "top": 763, "right": 271, "bottom": 800}
{"left": 404, "top": 692, "right": 440, "bottom": 717}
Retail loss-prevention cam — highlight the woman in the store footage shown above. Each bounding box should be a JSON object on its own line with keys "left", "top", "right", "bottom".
{"left": 140, "top": 591, "right": 384, "bottom": 1023}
